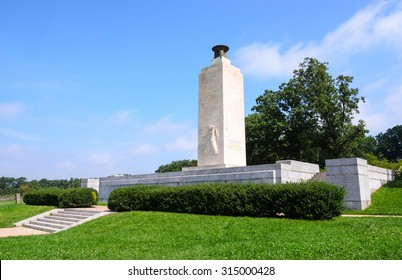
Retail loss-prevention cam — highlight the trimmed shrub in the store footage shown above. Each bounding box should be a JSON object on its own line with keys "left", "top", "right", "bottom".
{"left": 108, "top": 182, "right": 345, "bottom": 220}
{"left": 23, "top": 188, "right": 98, "bottom": 208}
{"left": 23, "top": 188, "right": 64, "bottom": 206}
{"left": 58, "top": 188, "right": 98, "bottom": 208}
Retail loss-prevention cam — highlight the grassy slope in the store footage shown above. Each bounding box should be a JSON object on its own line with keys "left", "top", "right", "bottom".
{"left": 0, "top": 211, "right": 401, "bottom": 260}
{"left": 343, "top": 180, "right": 402, "bottom": 215}
{"left": 0, "top": 203, "right": 54, "bottom": 228}
{"left": 0, "top": 182, "right": 401, "bottom": 260}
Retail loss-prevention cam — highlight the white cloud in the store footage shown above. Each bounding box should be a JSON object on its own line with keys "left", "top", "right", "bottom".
{"left": 55, "top": 160, "right": 77, "bottom": 170}
{"left": 0, "top": 144, "right": 24, "bottom": 156}
{"left": 130, "top": 143, "right": 158, "bottom": 156}
{"left": 142, "top": 114, "right": 190, "bottom": 134}
{"left": 166, "top": 133, "right": 197, "bottom": 152}
{"left": 0, "top": 127, "right": 40, "bottom": 142}
{"left": 384, "top": 85, "right": 402, "bottom": 119}
{"left": 0, "top": 102, "right": 26, "bottom": 119}
{"left": 235, "top": 42, "right": 321, "bottom": 78}
{"left": 87, "top": 153, "right": 114, "bottom": 165}
{"left": 356, "top": 83, "right": 402, "bottom": 135}
{"left": 235, "top": 1, "right": 402, "bottom": 79}
{"left": 110, "top": 109, "right": 133, "bottom": 126}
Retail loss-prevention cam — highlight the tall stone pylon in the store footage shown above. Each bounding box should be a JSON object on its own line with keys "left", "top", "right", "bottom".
{"left": 197, "top": 45, "right": 246, "bottom": 168}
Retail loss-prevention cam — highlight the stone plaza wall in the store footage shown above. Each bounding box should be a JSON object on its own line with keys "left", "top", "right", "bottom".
{"left": 80, "top": 178, "right": 100, "bottom": 193}
{"left": 86, "top": 160, "right": 319, "bottom": 201}
{"left": 326, "top": 158, "right": 394, "bottom": 210}
{"left": 367, "top": 164, "right": 394, "bottom": 193}
{"left": 81, "top": 157, "right": 394, "bottom": 209}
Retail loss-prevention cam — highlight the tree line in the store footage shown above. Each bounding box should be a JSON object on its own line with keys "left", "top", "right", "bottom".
{"left": 0, "top": 177, "right": 81, "bottom": 196}
{"left": 245, "top": 58, "right": 401, "bottom": 170}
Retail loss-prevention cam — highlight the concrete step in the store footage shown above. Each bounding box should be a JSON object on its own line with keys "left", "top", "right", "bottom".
{"left": 45, "top": 215, "right": 81, "bottom": 223}
{"left": 310, "top": 172, "right": 327, "bottom": 182}
{"left": 37, "top": 217, "right": 74, "bottom": 226}
{"left": 18, "top": 207, "right": 113, "bottom": 234}
{"left": 29, "top": 220, "right": 66, "bottom": 229}
{"left": 23, "top": 223, "right": 58, "bottom": 233}
{"left": 50, "top": 212, "right": 93, "bottom": 220}
{"left": 63, "top": 209, "right": 103, "bottom": 215}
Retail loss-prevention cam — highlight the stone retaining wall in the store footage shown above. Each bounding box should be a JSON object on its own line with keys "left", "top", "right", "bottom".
{"left": 326, "top": 158, "right": 394, "bottom": 210}
{"left": 82, "top": 158, "right": 394, "bottom": 210}
{"left": 82, "top": 160, "right": 319, "bottom": 201}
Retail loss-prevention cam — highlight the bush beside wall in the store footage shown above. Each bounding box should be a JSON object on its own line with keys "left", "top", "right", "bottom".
{"left": 59, "top": 188, "right": 98, "bottom": 208}
{"left": 23, "top": 188, "right": 64, "bottom": 206}
{"left": 108, "top": 182, "right": 345, "bottom": 220}
{"left": 23, "top": 188, "right": 98, "bottom": 208}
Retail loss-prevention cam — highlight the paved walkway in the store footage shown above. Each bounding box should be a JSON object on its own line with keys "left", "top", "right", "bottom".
{"left": 0, "top": 206, "right": 110, "bottom": 238}
{"left": 341, "top": 214, "right": 402, "bottom": 218}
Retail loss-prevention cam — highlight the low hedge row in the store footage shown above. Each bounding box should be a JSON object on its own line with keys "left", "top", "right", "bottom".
{"left": 23, "top": 188, "right": 98, "bottom": 208}
{"left": 108, "top": 182, "right": 345, "bottom": 220}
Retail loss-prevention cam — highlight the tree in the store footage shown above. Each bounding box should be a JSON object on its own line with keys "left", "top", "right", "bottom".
{"left": 376, "top": 125, "right": 402, "bottom": 162}
{"left": 155, "top": 159, "right": 197, "bottom": 173}
{"left": 246, "top": 57, "right": 367, "bottom": 167}
{"left": 353, "top": 135, "right": 377, "bottom": 158}
{"left": 0, "top": 177, "right": 27, "bottom": 189}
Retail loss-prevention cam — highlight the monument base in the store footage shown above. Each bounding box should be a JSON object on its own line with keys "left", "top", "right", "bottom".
{"left": 182, "top": 164, "right": 242, "bottom": 171}
{"left": 82, "top": 160, "right": 319, "bottom": 202}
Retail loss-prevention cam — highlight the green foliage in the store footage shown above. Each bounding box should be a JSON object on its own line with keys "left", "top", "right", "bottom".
{"left": 365, "top": 154, "right": 402, "bottom": 180}
{"left": 0, "top": 187, "right": 20, "bottom": 196}
{"left": 155, "top": 159, "right": 197, "bottom": 173}
{"left": 0, "top": 177, "right": 82, "bottom": 196}
{"left": 376, "top": 124, "right": 402, "bottom": 162}
{"left": 23, "top": 188, "right": 64, "bottom": 206}
{"left": 246, "top": 57, "right": 366, "bottom": 167}
{"left": 58, "top": 188, "right": 98, "bottom": 208}
{"left": 32, "top": 178, "right": 82, "bottom": 189}
{"left": 108, "top": 182, "right": 345, "bottom": 220}
{"left": 23, "top": 188, "right": 98, "bottom": 208}
{"left": 353, "top": 135, "right": 377, "bottom": 158}
{"left": 0, "top": 177, "right": 27, "bottom": 190}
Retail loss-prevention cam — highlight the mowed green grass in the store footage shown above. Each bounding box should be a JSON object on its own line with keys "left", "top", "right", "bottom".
{"left": 0, "top": 211, "right": 401, "bottom": 260}
{"left": 0, "top": 182, "right": 401, "bottom": 260}
{"left": 0, "top": 202, "right": 54, "bottom": 228}
{"left": 344, "top": 180, "right": 402, "bottom": 215}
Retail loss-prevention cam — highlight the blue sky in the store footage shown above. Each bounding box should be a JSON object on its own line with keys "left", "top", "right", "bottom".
{"left": 1, "top": 0, "right": 401, "bottom": 180}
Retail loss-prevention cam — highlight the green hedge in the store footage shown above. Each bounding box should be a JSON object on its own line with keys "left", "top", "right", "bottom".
{"left": 59, "top": 188, "right": 98, "bottom": 208}
{"left": 108, "top": 182, "right": 345, "bottom": 220}
{"left": 23, "top": 188, "right": 63, "bottom": 206}
{"left": 23, "top": 188, "right": 98, "bottom": 208}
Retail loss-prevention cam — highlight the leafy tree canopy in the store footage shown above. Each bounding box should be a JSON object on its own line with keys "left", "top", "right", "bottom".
{"left": 246, "top": 57, "right": 367, "bottom": 167}
{"left": 376, "top": 125, "right": 402, "bottom": 162}
{"left": 155, "top": 159, "right": 197, "bottom": 173}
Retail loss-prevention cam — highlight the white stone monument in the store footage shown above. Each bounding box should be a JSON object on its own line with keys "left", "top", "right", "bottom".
{"left": 197, "top": 45, "right": 246, "bottom": 168}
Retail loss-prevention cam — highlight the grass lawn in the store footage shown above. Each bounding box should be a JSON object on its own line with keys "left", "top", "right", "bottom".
{"left": 0, "top": 211, "right": 401, "bottom": 260}
{"left": 0, "top": 182, "right": 401, "bottom": 260}
{"left": 0, "top": 202, "right": 54, "bottom": 228}
{"left": 343, "top": 180, "right": 402, "bottom": 215}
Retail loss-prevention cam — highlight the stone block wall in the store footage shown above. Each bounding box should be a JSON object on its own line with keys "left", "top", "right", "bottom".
{"left": 276, "top": 160, "right": 320, "bottom": 183}
{"left": 80, "top": 178, "right": 100, "bottom": 193}
{"left": 83, "top": 160, "right": 319, "bottom": 201}
{"left": 82, "top": 158, "right": 394, "bottom": 209}
{"left": 367, "top": 164, "right": 394, "bottom": 193}
{"left": 326, "top": 158, "right": 394, "bottom": 210}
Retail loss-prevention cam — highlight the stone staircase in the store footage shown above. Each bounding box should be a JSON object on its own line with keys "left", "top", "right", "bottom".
{"left": 16, "top": 208, "right": 112, "bottom": 233}
{"left": 310, "top": 172, "right": 327, "bottom": 182}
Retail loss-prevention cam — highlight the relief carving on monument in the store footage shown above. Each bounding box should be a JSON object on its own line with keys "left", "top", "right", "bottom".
{"left": 201, "top": 125, "right": 219, "bottom": 155}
